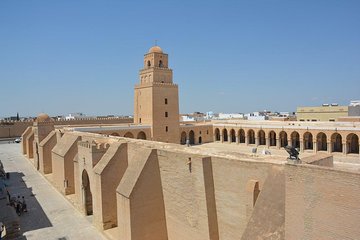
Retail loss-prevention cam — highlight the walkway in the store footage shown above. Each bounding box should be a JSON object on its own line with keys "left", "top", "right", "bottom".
{"left": 0, "top": 143, "right": 107, "bottom": 240}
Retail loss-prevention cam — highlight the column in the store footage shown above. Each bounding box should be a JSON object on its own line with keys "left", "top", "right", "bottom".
{"left": 220, "top": 134, "right": 223, "bottom": 143}
{"left": 343, "top": 143, "right": 347, "bottom": 155}
{"left": 300, "top": 140, "right": 304, "bottom": 153}
{"left": 255, "top": 137, "right": 259, "bottom": 146}
{"left": 327, "top": 142, "right": 331, "bottom": 153}
{"left": 266, "top": 138, "right": 270, "bottom": 148}
{"left": 313, "top": 141, "right": 317, "bottom": 153}
{"left": 276, "top": 138, "right": 280, "bottom": 149}
{"left": 236, "top": 135, "right": 239, "bottom": 145}
{"left": 245, "top": 136, "right": 248, "bottom": 146}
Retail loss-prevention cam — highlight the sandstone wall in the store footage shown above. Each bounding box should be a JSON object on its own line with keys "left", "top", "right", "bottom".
{"left": 285, "top": 164, "right": 360, "bottom": 240}
{"left": 0, "top": 117, "right": 133, "bottom": 138}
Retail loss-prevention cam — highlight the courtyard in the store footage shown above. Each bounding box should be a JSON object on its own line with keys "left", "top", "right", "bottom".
{"left": 0, "top": 143, "right": 106, "bottom": 240}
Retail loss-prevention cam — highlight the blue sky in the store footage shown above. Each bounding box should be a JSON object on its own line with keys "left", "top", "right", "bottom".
{"left": 0, "top": 0, "right": 359, "bottom": 117}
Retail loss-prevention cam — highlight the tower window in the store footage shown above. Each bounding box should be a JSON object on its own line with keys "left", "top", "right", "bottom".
{"left": 165, "top": 112, "right": 168, "bottom": 117}
{"left": 166, "top": 126, "right": 168, "bottom": 132}
{"left": 159, "top": 60, "right": 163, "bottom": 67}
{"left": 165, "top": 98, "right": 168, "bottom": 104}
{"left": 139, "top": 118, "right": 141, "bottom": 123}
{"left": 147, "top": 60, "right": 151, "bottom": 67}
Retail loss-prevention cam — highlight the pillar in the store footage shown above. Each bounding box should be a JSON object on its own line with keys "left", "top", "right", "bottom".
{"left": 236, "top": 135, "right": 239, "bottom": 145}
{"left": 343, "top": 143, "right": 347, "bottom": 155}
{"left": 245, "top": 136, "right": 248, "bottom": 146}
{"left": 327, "top": 142, "right": 331, "bottom": 153}
{"left": 313, "top": 141, "right": 317, "bottom": 153}
{"left": 266, "top": 137, "right": 270, "bottom": 148}
{"left": 220, "top": 134, "right": 223, "bottom": 143}
{"left": 300, "top": 140, "right": 304, "bottom": 153}
{"left": 255, "top": 137, "right": 259, "bottom": 146}
{"left": 276, "top": 138, "right": 280, "bottom": 149}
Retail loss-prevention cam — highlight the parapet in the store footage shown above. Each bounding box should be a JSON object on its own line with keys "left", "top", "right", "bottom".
{"left": 78, "top": 140, "right": 110, "bottom": 153}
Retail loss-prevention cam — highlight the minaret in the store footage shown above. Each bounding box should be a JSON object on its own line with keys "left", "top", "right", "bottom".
{"left": 134, "top": 46, "right": 180, "bottom": 143}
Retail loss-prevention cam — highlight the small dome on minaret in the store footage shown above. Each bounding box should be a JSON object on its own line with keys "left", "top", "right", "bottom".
{"left": 148, "top": 46, "right": 163, "bottom": 53}
{"left": 36, "top": 113, "right": 53, "bottom": 123}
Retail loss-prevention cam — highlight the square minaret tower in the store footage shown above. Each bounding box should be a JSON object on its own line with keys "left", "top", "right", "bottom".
{"left": 134, "top": 46, "right": 180, "bottom": 143}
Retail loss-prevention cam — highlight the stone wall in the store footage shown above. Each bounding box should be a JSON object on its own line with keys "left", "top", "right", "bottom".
{"left": 285, "top": 164, "right": 360, "bottom": 240}
{"left": 0, "top": 117, "right": 133, "bottom": 138}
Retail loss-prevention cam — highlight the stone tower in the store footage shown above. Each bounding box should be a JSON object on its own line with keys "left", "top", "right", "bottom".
{"left": 134, "top": 46, "right": 180, "bottom": 143}
{"left": 33, "top": 113, "right": 55, "bottom": 169}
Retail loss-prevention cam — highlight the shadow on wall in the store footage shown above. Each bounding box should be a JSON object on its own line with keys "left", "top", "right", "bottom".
{"left": 5, "top": 172, "right": 52, "bottom": 236}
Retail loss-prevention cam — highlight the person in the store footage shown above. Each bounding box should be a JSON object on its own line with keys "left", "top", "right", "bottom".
{"left": 21, "top": 196, "right": 27, "bottom": 212}
{"left": 0, "top": 222, "right": 4, "bottom": 240}
{"left": 16, "top": 196, "right": 21, "bottom": 216}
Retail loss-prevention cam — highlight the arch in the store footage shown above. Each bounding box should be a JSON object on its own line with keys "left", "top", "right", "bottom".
{"left": 331, "top": 133, "right": 342, "bottom": 152}
{"left": 269, "top": 131, "right": 276, "bottom": 146}
{"left": 214, "top": 128, "right": 220, "bottom": 141}
{"left": 147, "top": 60, "right": 151, "bottom": 67}
{"left": 230, "top": 129, "right": 236, "bottom": 143}
{"left": 258, "top": 130, "right": 266, "bottom": 145}
{"left": 199, "top": 136, "right": 202, "bottom": 144}
{"left": 110, "top": 132, "right": 120, "bottom": 136}
{"left": 279, "top": 131, "right": 288, "bottom": 147}
{"left": 82, "top": 170, "right": 93, "bottom": 215}
{"left": 180, "top": 131, "right": 187, "bottom": 145}
{"left": 189, "top": 130, "right": 195, "bottom": 145}
{"left": 137, "top": 131, "right": 146, "bottom": 140}
{"left": 124, "top": 132, "right": 134, "bottom": 138}
{"left": 223, "top": 129, "right": 228, "bottom": 142}
{"left": 248, "top": 129, "right": 255, "bottom": 144}
{"left": 239, "top": 129, "right": 245, "bottom": 143}
{"left": 291, "top": 131, "right": 300, "bottom": 149}
{"left": 303, "top": 132, "right": 313, "bottom": 150}
{"left": 159, "top": 60, "right": 163, "bottom": 67}
{"left": 347, "top": 133, "right": 359, "bottom": 154}
{"left": 316, "top": 132, "right": 327, "bottom": 151}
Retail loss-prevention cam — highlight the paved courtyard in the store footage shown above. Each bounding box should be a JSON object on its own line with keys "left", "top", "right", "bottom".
{"left": 0, "top": 143, "right": 107, "bottom": 240}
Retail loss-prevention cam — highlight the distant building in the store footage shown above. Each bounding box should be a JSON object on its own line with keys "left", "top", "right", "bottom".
{"left": 244, "top": 112, "right": 268, "bottom": 121}
{"left": 218, "top": 113, "right": 244, "bottom": 120}
{"left": 65, "top": 113, "right": 86, "bottom": 120}
{"left": 297, "top": 101, "right": 360, "bottom": 122}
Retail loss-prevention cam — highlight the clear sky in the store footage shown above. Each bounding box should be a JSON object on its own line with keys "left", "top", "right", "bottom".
{"left": 0, "top": 0, "right": 359, "bottom": 117}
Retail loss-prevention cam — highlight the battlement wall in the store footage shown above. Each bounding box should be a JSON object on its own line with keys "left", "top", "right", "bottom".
{"left": 0, "top": 117, "right": 133, "bottom": 138}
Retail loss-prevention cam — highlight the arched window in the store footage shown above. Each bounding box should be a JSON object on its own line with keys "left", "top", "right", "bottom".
{"left": 316, "top": 132, "right": 327, "bottom": 151}
{"left": 279, "top": 131, "right": 288, "bottom": 147}
{"left": 303, "top": 132, "right": 313, "bottom": 150}
{"left": 331, "top": 133, "right": 342, "bottom": 152}
{"left": 159, "top": 60, "right": 163, "bottom": 67}
{"left": 147, "top": 60, "right": 151, "bottom": 67}
{"left": 248, "top": 129, "right": 255, "bottom": 144}
{"left": 258, "top": 130, "right": 266, "bottom": 145}
{"left": 214, "top": 128, "right": 220, "bottom": 141}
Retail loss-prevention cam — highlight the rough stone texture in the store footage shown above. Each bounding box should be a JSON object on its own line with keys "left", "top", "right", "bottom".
{"left": 241, "top": 166, "right": 285, "bottom": 240}
{"left": 211, "top": 157, "right": 272, "bottom": 239}
{"left": 38, "top": 130, "right": 57, "bottom": 174}
{"left": 301, "top": 153, "right": 333, "bottom": 167}
{"left": 117, "top": 147, "right": 168, "bottom": 240}
{"left": 285, "top": 164, "right": 360, "bottom": 240}
{"left": 51, "top": 133, "right": 81, "bottom": 194}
